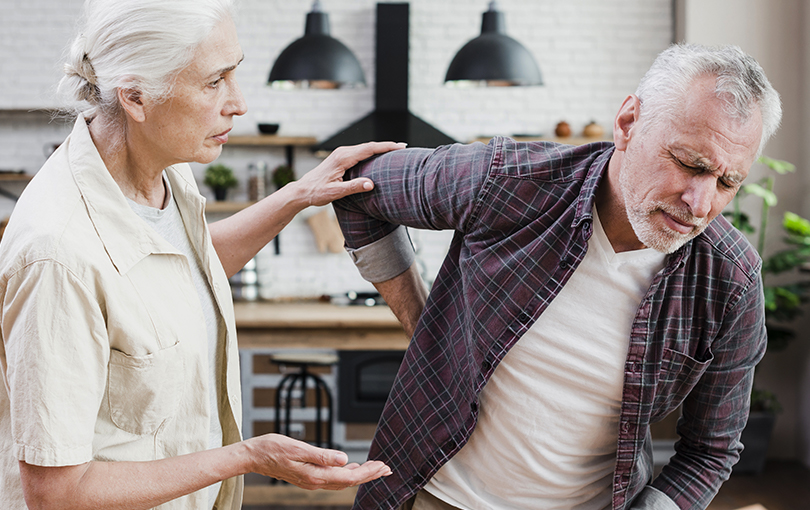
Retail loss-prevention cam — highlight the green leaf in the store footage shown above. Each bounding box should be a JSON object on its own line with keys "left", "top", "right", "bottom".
{"left": 784, "top": 211, "right": 810, "bottom": 237}
{"left": 723, "top": 211, "right": 755, "bottom": 233}
{"left": 750, "top": 388, "right": 783, "bottom": 413}
{"left": 741, "top": 183, "right": 778, "bottom": 206}
{"left": 763, "top": 248, "right": 810, "bottom": 274}
{"left": 758, "top": 155, "right": 796, "bottom": 175}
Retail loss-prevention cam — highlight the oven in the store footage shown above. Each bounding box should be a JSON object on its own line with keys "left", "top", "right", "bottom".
{"left": 337, "top": 350, "right": 406, "bottom": 423}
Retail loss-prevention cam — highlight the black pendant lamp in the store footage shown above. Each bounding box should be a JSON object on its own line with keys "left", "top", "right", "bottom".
{"left": 268, "top": 0, "right": 366, "bottom": 89}
{"left": 445, "top": 1, "right": 543, "bottom": 87}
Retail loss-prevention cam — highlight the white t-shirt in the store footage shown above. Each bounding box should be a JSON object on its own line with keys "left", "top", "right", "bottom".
{"left": 128, "top": 176, "right": 223, "bottom": 510}
{"left": 425, "top": 207, "right": 666, "bottom": 510}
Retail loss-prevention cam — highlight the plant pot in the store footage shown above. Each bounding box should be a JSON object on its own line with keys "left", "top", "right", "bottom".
{"left": 733, "top": 411, "right": 776, "bottom": 474}
{"left": 213, "top": 187, "right": 228, "bottom": 201}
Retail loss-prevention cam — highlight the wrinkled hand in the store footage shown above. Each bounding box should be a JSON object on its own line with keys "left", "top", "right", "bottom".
{"left": 294, "top": 141, "right": 407, "bottom": 207}
{"left": 245, "top": 434, "right": 392, "bottom": 490}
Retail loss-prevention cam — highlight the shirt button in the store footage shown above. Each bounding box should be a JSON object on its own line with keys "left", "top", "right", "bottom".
{"left": 470, "top": 401, "right": 478, "bottom": 413}
{"left": 482, "top": 360, "right": 491, "bottom": 371}
{"left": 560, "top": 260, "right": 569, "bottom": 269}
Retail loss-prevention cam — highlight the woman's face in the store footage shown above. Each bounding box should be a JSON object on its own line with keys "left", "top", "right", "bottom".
{"left": 141, "top": 16, "right": 247, "bottom": 167}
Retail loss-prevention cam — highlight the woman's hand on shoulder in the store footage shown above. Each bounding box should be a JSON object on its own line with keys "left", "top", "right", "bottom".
{"left": 242, "top": 433, "right": 392, "bottom": 490}
{"left": 295, "top": 141, "right": 407, "bottom": 207}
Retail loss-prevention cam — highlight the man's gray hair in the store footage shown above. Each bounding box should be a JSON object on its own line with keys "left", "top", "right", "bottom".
{"left": 635, "top": 43, "right": 782, "bottom": 156}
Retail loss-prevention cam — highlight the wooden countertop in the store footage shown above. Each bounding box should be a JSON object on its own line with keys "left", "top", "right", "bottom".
{"left": 233, "top": 301, "right": 409, "bottom": 350}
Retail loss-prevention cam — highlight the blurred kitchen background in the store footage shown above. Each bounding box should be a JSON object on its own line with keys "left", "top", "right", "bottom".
{"left": 2, "top": 1, "right": 810, "bottom": 507}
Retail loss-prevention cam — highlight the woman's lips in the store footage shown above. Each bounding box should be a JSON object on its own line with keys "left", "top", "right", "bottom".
{"left": 212, "top": 128, "right": 231, "bottom": 144}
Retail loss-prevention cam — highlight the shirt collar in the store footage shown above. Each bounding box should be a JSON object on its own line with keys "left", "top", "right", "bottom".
{"left": 67, "top": 114, "right": 205, "bottom": 274}
{"left": 571, "top": 143, "right": 689, "bottom": 272}
{"left": 572, "top": 143, "right": 614, "bottom": 228}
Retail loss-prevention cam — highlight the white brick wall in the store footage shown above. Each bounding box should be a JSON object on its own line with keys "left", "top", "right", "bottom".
{"left": 0, "top": 0, "right": 672, "bottom": 299}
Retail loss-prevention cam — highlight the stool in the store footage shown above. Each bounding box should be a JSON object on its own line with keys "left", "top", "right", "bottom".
{"left": 270, "top": 352, "right": 338, "bottom": 449}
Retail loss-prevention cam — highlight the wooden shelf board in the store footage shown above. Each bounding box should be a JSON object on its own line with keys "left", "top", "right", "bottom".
{"left": 227, "top": 135, "right": 317, "bottom": 147}
{"left": 204, "top": 201, "right": 255, "bottom": 214}
{"left": 0, "top": 173, "right": 32, "bottom": 182}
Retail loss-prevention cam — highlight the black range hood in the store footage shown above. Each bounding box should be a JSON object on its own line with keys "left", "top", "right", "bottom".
{"left": 314, "top": 3, "right": 456, "bottom": 152}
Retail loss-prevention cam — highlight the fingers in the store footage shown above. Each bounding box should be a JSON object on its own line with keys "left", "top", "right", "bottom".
{"left": 305, "top": 460, "right": 393, "bottom": 491}
{"left": 328, "top": 141, "right": 407, "bottom": 168}
{"left": 286, "top": 442, "right": 391, "bottom": 489}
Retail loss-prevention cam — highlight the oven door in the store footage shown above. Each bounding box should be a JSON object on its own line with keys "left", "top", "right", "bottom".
{"left": 337, "top": 350, "right": 406, "bottom": 423}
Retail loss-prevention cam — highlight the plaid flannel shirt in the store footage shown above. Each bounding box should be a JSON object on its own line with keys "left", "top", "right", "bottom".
{"left": 334, "top": 137, "right": 767, "bottom": 510}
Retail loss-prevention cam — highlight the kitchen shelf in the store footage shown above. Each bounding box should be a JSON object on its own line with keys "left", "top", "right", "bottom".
{"left": 227, "top": 135, "right": 317, "bottom": 146}
{"left": 225, "top": 134, "right": 320, "bottom": 172}
{"left": 0, "top": 172, "right": 33, "bottom": 201}
{"left": 204, "top": 200, "right": 255, "bottom": 214}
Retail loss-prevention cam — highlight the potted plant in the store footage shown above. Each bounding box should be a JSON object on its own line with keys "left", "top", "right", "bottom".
{"left": 271, "top": 164, "right": 296, "bottom": 190}
{"left": 725, "top": 155, "right": 810, "bottom": 473}
{"left": 204, "top": 163, "right": 238, "bottom": 201}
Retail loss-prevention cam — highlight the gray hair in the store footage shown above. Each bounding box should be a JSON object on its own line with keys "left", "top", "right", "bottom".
{"left": 58, "top": 0, "right": 235, "bottom": 120}
{"left": 635, "top": 43, "right": 781, "bottom": 156}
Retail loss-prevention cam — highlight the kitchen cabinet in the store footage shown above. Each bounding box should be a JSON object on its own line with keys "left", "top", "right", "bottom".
{"left": 235, "top": 300, "right": 407, "bottom": 506}
{"left": 234, "top": 301, "right": 408, "bottom": 351}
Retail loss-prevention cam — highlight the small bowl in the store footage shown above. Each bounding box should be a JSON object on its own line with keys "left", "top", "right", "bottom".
{"left": 258, "top": 123, "right": 280, "bottom": 135}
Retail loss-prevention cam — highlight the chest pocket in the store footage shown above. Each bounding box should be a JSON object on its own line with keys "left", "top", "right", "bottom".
{"left": 651, "top": 347, "right": 713, "bottom": 420}
{"left": 108, "top": 340, "right": 184, "bottom": 435}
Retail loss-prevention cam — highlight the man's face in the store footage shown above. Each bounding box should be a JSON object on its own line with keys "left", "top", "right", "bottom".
{"left": 619, "top": 75, "right": 763, "bottom": 253}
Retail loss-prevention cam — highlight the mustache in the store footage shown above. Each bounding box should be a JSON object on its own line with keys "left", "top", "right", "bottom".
{"left": 652, "top": 202, "right": 708, "bottom": 230}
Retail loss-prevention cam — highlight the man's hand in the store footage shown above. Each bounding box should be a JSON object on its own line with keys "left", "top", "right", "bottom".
{"left": 293, "top": 142, "right": 408, "bottom": 207}
{"left": 244, "top": 434, "right": 392, "bottom": 490}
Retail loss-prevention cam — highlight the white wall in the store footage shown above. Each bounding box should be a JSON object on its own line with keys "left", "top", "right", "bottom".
{"left": 3, "top": 0, "right": 807, "bottom": 466}
{"left": 680, "top": 0, "right": 810, "bottom": 464}
{"left": 0, "top": 0, "right": 673, "bottom": 299}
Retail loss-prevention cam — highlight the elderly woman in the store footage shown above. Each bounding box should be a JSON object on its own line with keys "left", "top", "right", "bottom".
{"left": 0, "top": 0, "right": 400, "bottom": 509}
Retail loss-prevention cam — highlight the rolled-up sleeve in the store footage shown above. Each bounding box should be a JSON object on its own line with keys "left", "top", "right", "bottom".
{"left": 346, "top": 226, "right": 415, "bottom": 283}
{"left": 334, "top": 140, "right": 496, "bottom": 281}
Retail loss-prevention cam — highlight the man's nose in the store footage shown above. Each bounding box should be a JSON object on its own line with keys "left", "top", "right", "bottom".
{"left": 682, "top": 176, "right": 715, "bottom": 219}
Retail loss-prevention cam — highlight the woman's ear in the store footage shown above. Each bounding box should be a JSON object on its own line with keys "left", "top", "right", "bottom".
{"left": 117, "top": 87, "right": 146, "bottom": 123}
{"left": 613, "top": 94, "right": 640, "bottom": 151}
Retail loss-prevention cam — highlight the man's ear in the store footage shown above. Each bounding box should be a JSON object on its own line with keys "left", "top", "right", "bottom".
{"left": 613, "top": 94, "right": 640, "bottom": 151}
{"left": 117, "top": 87, "right": 146, "bottom": 123}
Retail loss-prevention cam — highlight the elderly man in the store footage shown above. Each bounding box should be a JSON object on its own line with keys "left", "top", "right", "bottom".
{"left": 334, "top": 43, "right": 781, "bottom": 510}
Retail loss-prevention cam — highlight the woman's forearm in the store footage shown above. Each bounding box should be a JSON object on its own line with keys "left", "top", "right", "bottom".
{"left": 20, "top": 434, "right": 391, "bottom": 510}
{"left": 209, "top": 182, "right": 307, "bottom": 277}
{"left": 20, "top": 441, "right": 250, "bottom": 510}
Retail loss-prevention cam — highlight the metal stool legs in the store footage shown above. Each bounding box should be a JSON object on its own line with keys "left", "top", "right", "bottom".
{"left": 273, "top": 363, "right": 334, "bottom": 449}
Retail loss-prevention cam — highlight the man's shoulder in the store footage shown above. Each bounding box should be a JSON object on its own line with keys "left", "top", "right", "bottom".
{"left": 489, "top": 136, "right": 614, "bottom": 181}
{"left": 693, "top": 214, "right": 761, "bottom": 281}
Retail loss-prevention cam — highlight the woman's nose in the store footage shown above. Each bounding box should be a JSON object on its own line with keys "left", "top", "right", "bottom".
{"left": 225, "top": 80, "right": 247, "bottom": 117}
